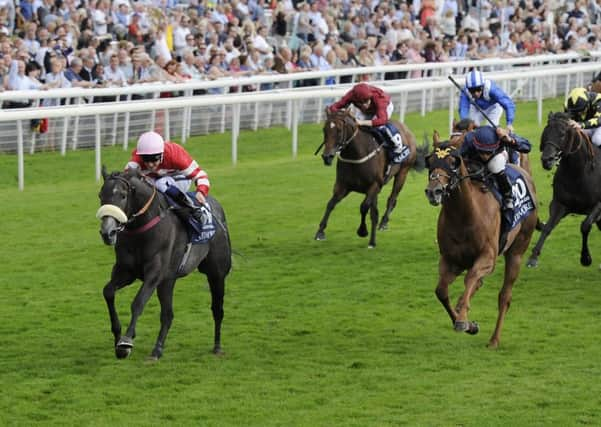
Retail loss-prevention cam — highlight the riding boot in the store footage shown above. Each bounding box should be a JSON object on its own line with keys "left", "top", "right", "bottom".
{"left": 165, "top": 186, "right": 205, "bottom": 223}
{"left": 380, "top": 124, "right": 404, "bottom": 164}
{"left": 495, "top": 170, "right": 514, "bottom": 211}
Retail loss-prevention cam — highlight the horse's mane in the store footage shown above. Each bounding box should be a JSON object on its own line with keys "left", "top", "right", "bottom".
{"left": 545, "top": 111, "right": 596, "bottom": 161}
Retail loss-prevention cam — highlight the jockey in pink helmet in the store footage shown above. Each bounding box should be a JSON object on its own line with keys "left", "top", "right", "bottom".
{"left": 126, "top": 131, "right": 210, "bottom": 223}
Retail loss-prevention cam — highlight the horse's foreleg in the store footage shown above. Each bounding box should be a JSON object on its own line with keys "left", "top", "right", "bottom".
{"left": 379, "top": 168, "right": 409, "bottom": 231}
{"left": 580, "top": 202, "right": 601, "bottom": 266}
{"left": 315, "top": 185, "right": 348, "bottom": 241}
{"left": 526, "top": 200, "right": 568, "bottom": 268}
{"left": 359, "top": 184, "right": 380, "bottom": 247}
{"left": 455, "top": 255, "right": 495, "bottom": 333}
{"left": 149, "top": 279, "right": 176, "bottom": 360}
{"left": 435, "top": 258, "right": 459, "bottom": 325}
{"left": 103, "top": 267, "right": 135, "bottom": 351}
{"left": 489, "top": 252, "right": 522, "bottom": 348}
{"left": 207, "top": 273, "right": 225, "bottom": 356}
{"left": 119, "top": 266, "right": 164, "bottom": 358}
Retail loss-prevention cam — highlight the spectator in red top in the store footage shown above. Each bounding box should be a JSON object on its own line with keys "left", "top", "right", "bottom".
{"left": 327, "top": 82, "right": 406, "bottom": 163}
{"left": 126, "top": 131, "right": 210, "bottom": 223}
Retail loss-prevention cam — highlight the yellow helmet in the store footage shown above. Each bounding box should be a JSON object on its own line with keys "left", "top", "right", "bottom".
{"left": 565, "top": 87, "right": 589, "bottom": 114}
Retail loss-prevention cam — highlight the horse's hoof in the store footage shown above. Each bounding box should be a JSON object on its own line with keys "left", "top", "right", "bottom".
{"left": 146, "top": 355, "right": 160, "bottom": 363}
{"left": 212, "top": 346, "right": 225, "bottom": 356}
{"left": 367, "top": 244, "right": 375, "bottom": 249}
{"left": 454, "top": 320, "right": 469, "bottom": 332}
{"left": 487, "top": 340, "right": 499, "bottom": 349}
{"left": 115, "top": 336, "right": 133, "bottom": 359}
{"left": 314, "top": 231, "right": 326, "bottom": 241}
{"left": 466, "top": 321, "right": 479, "bottom": 335}
{"left": 357, "top": 226, "right": 368, "bottom": 238}
{"left": 526, "top": 258, "right": 538, "bottom": 268}
{"left": 378, "top": 221, "right": 388, "bottom": 231}
{"left": 581, "top": 255, "right": 592, "bottom": 267}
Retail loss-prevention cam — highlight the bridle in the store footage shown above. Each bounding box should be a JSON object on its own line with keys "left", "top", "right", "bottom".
{"left": 328, "top": 114, "right": 359, "bottom": 154}
{"left": 428, "top": 147, "right": 484, "bottom": 199}
{"left": 543, "top": 117, "right": 594, "bottom": 162}
{"left": 105, "top": 174, "right": 161, "bottom": 233}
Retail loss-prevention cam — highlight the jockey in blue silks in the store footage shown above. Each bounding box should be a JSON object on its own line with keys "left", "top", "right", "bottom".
{"left": 459, "top": 126, "right": 531, "bottom": 211}
{"left": 459, "top": 70, "right": 516, "bottom": 133}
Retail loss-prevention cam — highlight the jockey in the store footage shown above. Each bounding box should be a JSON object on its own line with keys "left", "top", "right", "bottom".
{"left": 327, "top": 82, "right": 405, "bottom": 163}
{"left": 126, "top": 131, "right": 210, "bottom": 223}
{"left": 564, "top": 87, "right": 601, "bottom": 147}
{"left": 459, "top": 126, "right": 531, "bottom": 211}
{"left": 459, "top": 70, "right": 516, "bottom": 133}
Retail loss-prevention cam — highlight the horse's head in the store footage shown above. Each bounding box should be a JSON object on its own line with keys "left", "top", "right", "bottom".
{"left": 320, "top": 109, "right": 358, "bottom": 166}
{"left": 424, "top": 144, "right": 462, "bottom": 206}
{"left": 540, "top": 111, "right": 571, "bottom": 170}
{"left": 96, "top": 167, "right": 150, "bottom": 245}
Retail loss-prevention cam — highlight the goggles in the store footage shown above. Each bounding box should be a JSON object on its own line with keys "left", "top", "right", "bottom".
{"left": 468, "top": 86, "right": 483, "bottom": 95}
{"left": 140, "top": 153, "right": 163, "bottom": 163}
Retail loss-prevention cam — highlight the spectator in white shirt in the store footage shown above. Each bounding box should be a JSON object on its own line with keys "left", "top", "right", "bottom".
{"left": 103, "top": 54, "right": 127, "bottom": 86}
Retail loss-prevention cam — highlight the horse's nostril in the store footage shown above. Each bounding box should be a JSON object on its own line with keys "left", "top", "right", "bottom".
{"left": 434, "top": 188, "right": 443, "bottom": 196}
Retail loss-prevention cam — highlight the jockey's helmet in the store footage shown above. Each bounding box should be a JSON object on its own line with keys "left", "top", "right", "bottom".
{"left": 353, "top": 83, "right": 371, "bottom": 102}
{"left": 137, "top": 131, "right": 165, "bottom": 156}
{"left": 465, "top": 70, "right": 485, "bottom": 93}
{"left": 465, "top": 126, "right": 499, "bottom": 153}
{"left": 565, "top": 87, "right": 588, "bottom": 114}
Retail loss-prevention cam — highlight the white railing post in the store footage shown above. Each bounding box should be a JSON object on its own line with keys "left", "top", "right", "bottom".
{"left": 123, "top": 94, "right": 132, "bottom": 149}
{"left": 448, "top": 87, "right": 455, "bottom": 135}
{"left": 17, "top": 120, "right": 24, "bottom": 191}
{"left": 537, "top": 78, "right": 543, "bottom": 125}
{"left": 291, "top": 100, "right": 298, "bottom": 158}
{"left": 95, "top": 115, "right": 102, "bottom": 182}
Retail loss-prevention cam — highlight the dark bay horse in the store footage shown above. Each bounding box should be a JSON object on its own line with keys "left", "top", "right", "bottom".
{"left": 527, "top": 112, "right": 601, "bottom": 268}
{"left": 315, "top": 109, "right": 426, "bottom": 248}
{"left": 424, "top": 145, "right": 538, "bottom": 348}
{"left": 97, "top": 168, "right": 231, "bottom": 360}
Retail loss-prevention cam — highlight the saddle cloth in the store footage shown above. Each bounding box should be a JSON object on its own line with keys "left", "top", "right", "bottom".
{"left": 378, "top": 123, "right": 411, "bottom": 164}
{"left": 488, "top": 166, "right": 536, "bottom": 230}
{"left": 186, "top": 193, "right": 216, "bottom": 244}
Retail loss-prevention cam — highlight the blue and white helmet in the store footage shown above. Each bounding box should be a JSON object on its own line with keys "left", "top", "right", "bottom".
{"left": 465, "top": 70, "right": 485, "bottom": 89}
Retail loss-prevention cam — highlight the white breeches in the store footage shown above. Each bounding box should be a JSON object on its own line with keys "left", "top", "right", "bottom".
{"left": 152, "top": 175, "right": 192, "bottom": 193}
{"left": 487, "top": 150, "right": 508, "bottom": 174}
{"left": 582, "top": 127, "right": 601, "bottom": 146}
{"left": 469, "top": 103, "right": 504, "bottom": 127}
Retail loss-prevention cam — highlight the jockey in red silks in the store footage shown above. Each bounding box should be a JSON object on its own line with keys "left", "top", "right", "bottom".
{"left": 327, "top": 82, "right": 406, "bottom": 163}
{"left": 126, "top": 131, "right": 210, "bottom": 223}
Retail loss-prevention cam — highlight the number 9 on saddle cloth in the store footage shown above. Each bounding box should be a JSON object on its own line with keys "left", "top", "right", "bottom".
{"left": 370, "top": 123, "right": 411, "bottom": 164}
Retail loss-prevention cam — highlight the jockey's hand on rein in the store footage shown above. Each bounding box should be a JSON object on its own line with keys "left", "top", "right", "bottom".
{"left": 568, "top": 119, "right": 582, "bottom": 129}
{"left": 195, "top": 192, "right": 206, "bottom": 205}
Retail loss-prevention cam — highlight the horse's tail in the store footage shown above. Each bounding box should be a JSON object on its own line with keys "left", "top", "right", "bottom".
{"left": 413, "top": 136, "right": 430, "bottom": 172}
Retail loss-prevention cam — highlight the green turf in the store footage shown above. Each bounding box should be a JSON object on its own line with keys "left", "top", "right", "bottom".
{"left": 2, "top": 97, "right": 601, "bottom": 426}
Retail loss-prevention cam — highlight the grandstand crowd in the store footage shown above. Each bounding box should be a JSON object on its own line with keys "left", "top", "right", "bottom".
{"left": 1, "top": 0, "right": 601, "bottom": 101}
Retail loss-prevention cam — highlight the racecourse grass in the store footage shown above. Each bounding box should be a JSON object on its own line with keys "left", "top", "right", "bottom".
{"left": 2, "top": 97, "right": 601, "bottom": 426}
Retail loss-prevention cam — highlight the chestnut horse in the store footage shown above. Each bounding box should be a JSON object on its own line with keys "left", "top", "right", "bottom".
{"left": 315, "top": 109, "right": 426, "bottom": 248}
{"left": 424, "top": 144, "right": 538, "bottom": 348}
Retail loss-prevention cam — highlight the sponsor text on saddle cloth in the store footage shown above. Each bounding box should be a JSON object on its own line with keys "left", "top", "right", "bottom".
{"left": 167, "top": 192, "right": 216, "bottom": 244}
{"left": 491, "top": 166, "right": 536, "bottom": 229}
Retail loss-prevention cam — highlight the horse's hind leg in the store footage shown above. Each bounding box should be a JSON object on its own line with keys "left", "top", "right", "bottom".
{"left": 489, "top": 253, "right": 522, "bottom": 348}
{"left": 149, "top": 279, "right": 176, "bottom": 360}
{"left": 580, "top": 202, "right": 601, "bottom": 266}
{"left": 379, "top": 167, "right": 409, "bottom": 230}
{"left": 315, "top": 184, "right": 349, "bottom": 241}
{"left": 206, "top": 272, "right": 225, "bottom": 355}
{"left": 526, "top": 199, "right": 568, "bottom": 268}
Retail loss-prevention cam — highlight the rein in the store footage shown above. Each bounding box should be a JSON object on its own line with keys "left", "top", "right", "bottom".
{"left": 109, "top": 175, "right": 163, "bottom": 235}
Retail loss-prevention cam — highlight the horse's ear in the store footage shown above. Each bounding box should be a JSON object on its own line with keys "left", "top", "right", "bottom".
{"left": 548, "top": 111, "right": 554, "bottom": 120}
{"left": 450, "top": 154, "right": 461, "bottom": 171}
{"left": 467, "top": 120, "right": 475, "bottom": 131}
{"left": 102, "top": 165, "right": 109, "bottom": 181}
{"left": 451, "top": 118, "right": 456, "bottom": 129}
{"left": 433, "top": 130, "right": 440, "bottom": 146}
{"left": 424, "top": 153, "right": 431, "bottom": 169}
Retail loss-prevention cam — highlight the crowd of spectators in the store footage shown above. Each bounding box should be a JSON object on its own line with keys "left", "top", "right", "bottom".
{"left": 2, "top": 0, "right": 601, "bottom": 104}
